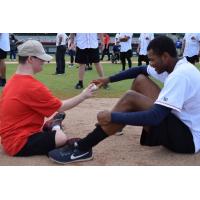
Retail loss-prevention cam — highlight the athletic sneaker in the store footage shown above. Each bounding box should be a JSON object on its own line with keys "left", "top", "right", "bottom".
{"left": 43, "top": 112, "right": 66, "bottom": 132}
{"left": 75, "top": 83, "right": 83, "bottom": 89}
{"left": 48, "top": 142, "right": 93, "bottom": 164}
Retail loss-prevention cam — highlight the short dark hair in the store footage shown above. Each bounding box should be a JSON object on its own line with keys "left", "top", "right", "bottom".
{"left": 18, "top": 56, "right": 29, "bottom": 64}
{"left": 147, "top": 36, "right": 177, "bottom": 57}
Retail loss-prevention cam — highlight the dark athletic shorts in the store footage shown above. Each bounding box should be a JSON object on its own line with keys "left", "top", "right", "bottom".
{"left": 75, "top": 47, "right": 100, "bottom": 64}
{"left": 0, "top": 48, "right": 7, "bottom": 59}
{"left": 14, "top": 130, "right": 56, "bottom": 157}
{"left": 140, "top": 113, "right": 195, "bottom": 154}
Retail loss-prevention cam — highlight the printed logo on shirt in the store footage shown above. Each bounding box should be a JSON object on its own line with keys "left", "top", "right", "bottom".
{"left": 163, "top": 97, "right": 168, "bottom": 101}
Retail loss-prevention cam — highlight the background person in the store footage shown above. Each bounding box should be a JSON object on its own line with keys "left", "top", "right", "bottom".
{"left": 119, "top": 33, "right": 133, "bottom": 71}
{"left": 70, "top": 33, "right": 105, "bottom": 89}
{"left": 68, "top": 35, "right": 76, "bottom": 67}
{"left": 101, "top": 33, "right": 110, "bottom": 61}
{"left": 54, "top": 33, "right": 68, "bottom": 75}
{"left": 0, "top": 33, "right": 10, "bottom": 87}
{"left": 137, "top": 33, "right": 154, "bottom": 66}
{"left": 9, "top": 33, "right": 18, "bottom": 61}
{"left": 181, "top": 33, "right": 200, "bottom": 65}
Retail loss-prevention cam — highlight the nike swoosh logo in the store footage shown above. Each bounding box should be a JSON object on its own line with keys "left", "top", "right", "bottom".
{"left": 70, "top": 152, "right": 89, "bottom": 160}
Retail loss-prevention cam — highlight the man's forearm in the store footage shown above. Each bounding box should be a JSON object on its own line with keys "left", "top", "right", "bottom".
{"left": 109, "top": 66, "right": 148, "bottom": 83}
{"left": 111, "top": 104, "right": 171, "bottom": 126}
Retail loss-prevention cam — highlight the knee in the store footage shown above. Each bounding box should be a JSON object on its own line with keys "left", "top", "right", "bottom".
{"left": 133, "top": 74, "right": 148, "bottom": 91}
{"left": 120, "top": 90, "right": 137, "bottom": 105}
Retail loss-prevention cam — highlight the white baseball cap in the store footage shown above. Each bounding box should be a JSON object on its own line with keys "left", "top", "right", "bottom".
{"left": 18, "top": 40, "right": 53, "bottom": 62}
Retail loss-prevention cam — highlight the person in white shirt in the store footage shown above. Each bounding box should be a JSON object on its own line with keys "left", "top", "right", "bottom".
{"left": 119, "top": 33, "right": 133, "bottom": 71}
{"left": 181, "top": 33, "right": 200, "bottom": 65}
{"left": 70, "top": 33, "right": 105, "bottom": 89}
{"left": 54, "top": 33, "right": 68, "bottom": 75}
{"left": 115, "top": 33, "right": 120, "bottom": 45}
{"left": 137, "top": 33, "right": 154, "bottom": 66}
{"left": 48, "top": 36, "right": 200, "bottom": 164}
{"left": 0, "top": 33, "right": 10, "bottom": 87}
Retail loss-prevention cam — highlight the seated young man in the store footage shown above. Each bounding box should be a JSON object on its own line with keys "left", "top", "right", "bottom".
{"left": 0, "top": 40, "right": 96, "bottom": 157}
{"left": 48, "top": 36, "right": 200, "bottom": 164}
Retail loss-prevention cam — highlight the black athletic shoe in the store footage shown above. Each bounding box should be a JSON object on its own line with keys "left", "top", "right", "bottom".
{"left": 75, "top": 83, "right": 83, "bottom": 89}
{"left": 48, "top": 142, "right": 93, "bottom": 164}
{"left": 43, "top": 112, "right": 66, "bottom": 132}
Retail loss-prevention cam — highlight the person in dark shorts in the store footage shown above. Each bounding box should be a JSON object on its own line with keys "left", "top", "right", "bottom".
{"left": 0, "top": 33, "right": 10, "bottom": 87}
{"left": 119, "top": 33, "right": 133, "bottom": 71}
{"left": 0, "top": 40, "right": 96, "bottom": 157}
{"left": 70, "top": 33, "right": 105, "bottom": 89}
{"left": 137, "top": 33, "right": 154, "bottom": 66}
{"left": 48, "top": 36, "right": 200, "bottom": 164}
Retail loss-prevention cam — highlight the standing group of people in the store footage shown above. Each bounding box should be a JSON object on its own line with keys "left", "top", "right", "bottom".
{"left": 54, "top": 33, "right": 106, "bottom": 89}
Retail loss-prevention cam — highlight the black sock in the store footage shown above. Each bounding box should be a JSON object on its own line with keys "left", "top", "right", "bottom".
{"left": 77, "top": 125, "right": 108, "bottom": 151}
{"left": 78, "top": 80, "right": 83, "bottom": 86}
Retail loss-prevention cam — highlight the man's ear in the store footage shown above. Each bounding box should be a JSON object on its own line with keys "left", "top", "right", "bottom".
{"left": 162, "top": 52, "right": 170, "bottom": 61}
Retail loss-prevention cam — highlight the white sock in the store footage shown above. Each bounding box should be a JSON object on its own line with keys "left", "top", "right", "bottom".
{"left": 52, "top": 125, "right": 61, "bottom": 131}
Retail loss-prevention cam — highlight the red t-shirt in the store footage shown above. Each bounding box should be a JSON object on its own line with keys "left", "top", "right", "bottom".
{"left": 103, "top": 35, "right": 110, "bottom": 45}
{"left": 0, "top": 74, "right": 62, "bottom": 155}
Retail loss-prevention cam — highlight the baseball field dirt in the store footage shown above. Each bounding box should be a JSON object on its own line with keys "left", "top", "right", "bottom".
{"left": 0, "top": 98, "right": 200, "bottom": 166}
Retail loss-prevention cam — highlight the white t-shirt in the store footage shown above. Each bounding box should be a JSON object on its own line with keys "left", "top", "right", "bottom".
{"left": 147, "top": 58, "right": 200, "bottom": 153}
{"left": 119, "top": 33, "right": 133, "bottom": 52}
{"left": 75, "top": 33, "right": 99, "bottom": 49}
{"left": 56, "top": 33, "right": 68, "bottom": 46}
{"left": 115, "top": 33, "right": 120, "bottom": 45}
{"left": 183, "top": 33, "right": 200, "bottom": 57}
{"left": 0, "top": 33, "right": 10, "bottom": 51}
{"left": 138, "top": 33, "right": 154, "bottom": 55}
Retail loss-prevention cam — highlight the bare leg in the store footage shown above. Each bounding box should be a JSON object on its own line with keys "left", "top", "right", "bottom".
{"left": 78, "top": 64, "right": 86, "bottom": 81}
{"left": 100, "top": 75, "right": 161, "bottom": 135}
{"left": 55, "top": 130, "right": 68, "bottom": 147}
{"left": 94, "top": 62, "right": 104, "bottom": 77}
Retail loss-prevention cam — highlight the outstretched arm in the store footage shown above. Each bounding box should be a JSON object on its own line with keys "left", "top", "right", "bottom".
{"left": 97, "top": 104, "right": 171, "bottom": 126}
{"left": 109, "top": 66, "right": 148, "bottom": 82}
{"left": 92, "top": 66, "right": 148, "bottom": 87}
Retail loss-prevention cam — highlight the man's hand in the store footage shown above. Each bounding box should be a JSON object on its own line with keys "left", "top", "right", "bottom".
{"left": 91, "top": 77, "right": 110, "bottom": 87}
{"left": 97, "top": 110, "right": 111, "bottom": 126}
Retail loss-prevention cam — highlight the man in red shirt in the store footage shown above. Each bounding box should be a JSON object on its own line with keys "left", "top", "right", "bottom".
{"left": 101, "top": 33, "right": 110, "bottom": 61}
{"left": 0, "top": 40, "right": 95, "bottom": 156}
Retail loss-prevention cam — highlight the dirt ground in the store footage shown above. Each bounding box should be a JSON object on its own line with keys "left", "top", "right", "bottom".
{"left": 0, "top": 98, "right": 200, "bottom": 166}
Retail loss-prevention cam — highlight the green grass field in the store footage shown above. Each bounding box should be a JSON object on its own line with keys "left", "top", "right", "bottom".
{"left": 1, "top": 57, "right": 200, "bottom": 99}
